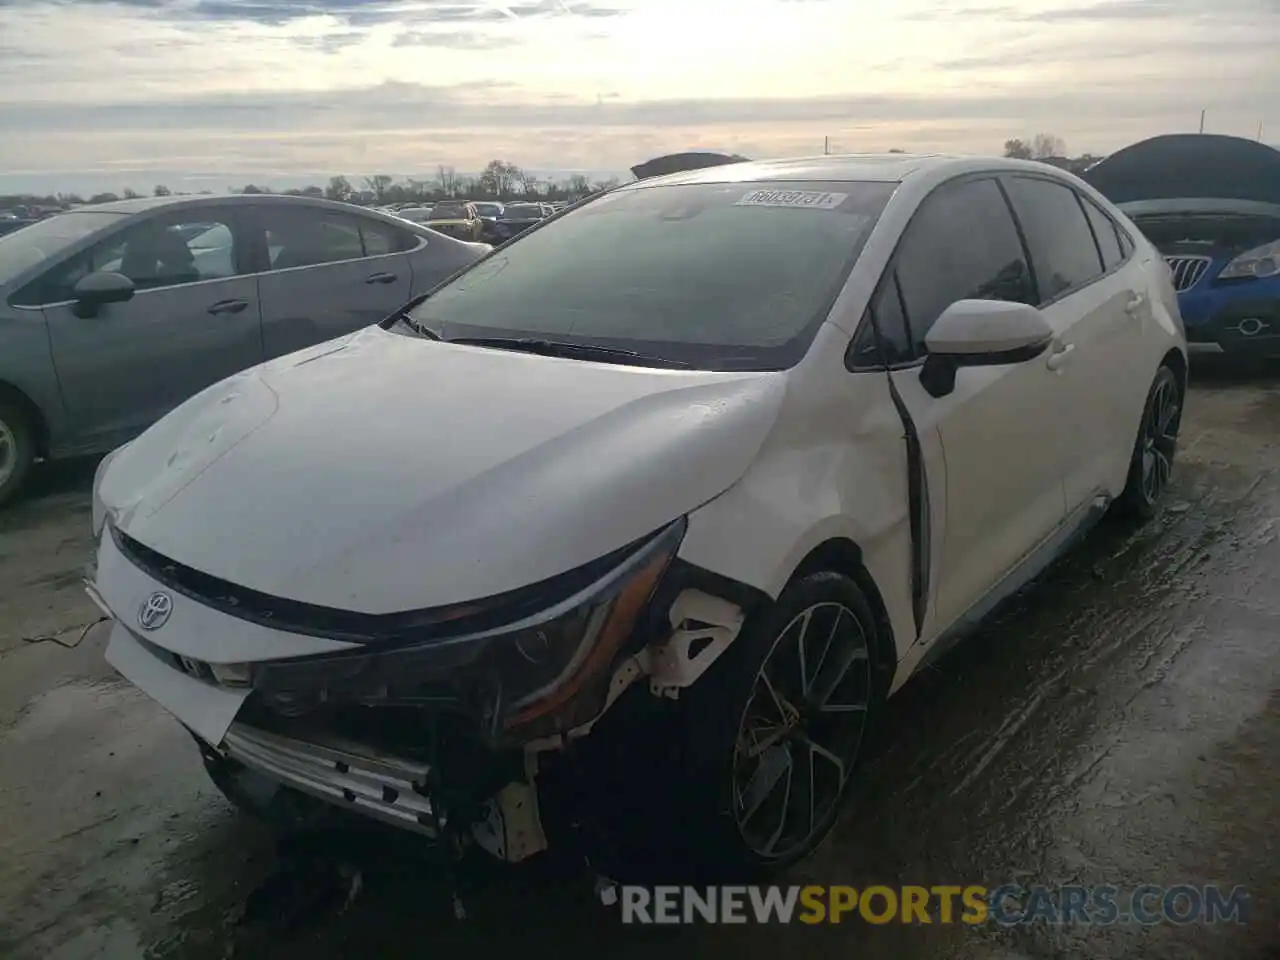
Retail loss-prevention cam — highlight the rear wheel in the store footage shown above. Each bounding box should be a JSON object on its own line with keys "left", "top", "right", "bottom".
{"left": 671, "top": 571, "right": 882, "bottom": 877}
{"left": 1117, "top": 365, "right": 1183, "bottom": 520}
{"left": 0, "top": 397, "right": 35, "bottom": 509}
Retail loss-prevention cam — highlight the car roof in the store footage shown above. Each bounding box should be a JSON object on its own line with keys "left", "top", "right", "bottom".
{"left": 77, "top": 194, "right": 385, "bottom": 216}
{"left": 618, "top": 153, "right": 1069, "bottom": 189}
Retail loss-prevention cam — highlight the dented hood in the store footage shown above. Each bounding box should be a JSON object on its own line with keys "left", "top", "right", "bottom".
{"left": 98, "top": 326, "right": 785, "bottom": 614}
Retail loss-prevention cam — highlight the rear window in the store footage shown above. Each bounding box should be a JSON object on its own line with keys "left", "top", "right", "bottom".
{"left": 405, "top": 180, "right": 896, "bottom": 370}
{"left": 431, "top": 203, "right": 466, "bottom": 218}
{"left": 504, "top": 204, "right": 543, "bottom": 218}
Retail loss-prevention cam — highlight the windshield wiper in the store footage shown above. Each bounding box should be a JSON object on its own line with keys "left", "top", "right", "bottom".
{"left": 445, "top": 336, "right": 690, "bottom": 368}
{"left": 393, "top": 311, "right": 442, "bottom": 340}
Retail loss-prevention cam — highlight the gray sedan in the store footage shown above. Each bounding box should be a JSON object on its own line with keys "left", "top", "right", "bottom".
{"left": 0, "top": 194, "right": 489, "bottom": 505}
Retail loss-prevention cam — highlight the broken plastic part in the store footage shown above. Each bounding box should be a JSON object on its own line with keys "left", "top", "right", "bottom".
{"left": 645, "top": 589, "right": 746, "bottom": 699}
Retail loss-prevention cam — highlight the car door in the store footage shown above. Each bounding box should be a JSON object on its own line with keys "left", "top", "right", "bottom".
{"left": 251, "top": 203, "right": 415, "bottom": 359}
{"left": 1001, "top": 175, "right": 1136, "bottom": 512}
{"left": 36, "top": 207, "right": 263, "bottom": 449}
{"left": 866, "top": 176, "right": 1070, "bottom": 637}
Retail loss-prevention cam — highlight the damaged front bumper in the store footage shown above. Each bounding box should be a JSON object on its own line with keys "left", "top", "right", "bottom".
{"left": 92, "top": 515, "right": 749, "bottom": 862}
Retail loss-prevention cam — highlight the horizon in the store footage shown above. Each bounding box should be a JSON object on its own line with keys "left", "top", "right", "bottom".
{"left": 0, "top": 0, "right": 1276, "bottom": 197}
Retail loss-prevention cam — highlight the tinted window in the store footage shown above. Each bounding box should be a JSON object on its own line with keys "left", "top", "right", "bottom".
{"left": 853, "top": 275, "right": 912, "bottom": 367}
{"left": 263, "top": 208, "right": 366, "bottom": 269}
{"left": 24, "top": 211, "right": 241, "bottom": 303}
{"left": 893, "top": 177, "right": 1033, "bottom": 351}
{"left": 431, "top": 202, "right": 467, "bottom": 219}
{"left": 403, "top": 180, "right": 897, "bottom": 371}
{"left": 1003, "top": 177, "right": 1104, "bottom": 302}
{"left": 1080, "top": 196, "right": 1124, "bottom": 270}
{"left": 360, "top": 217, "right": 413, "bottom": 257}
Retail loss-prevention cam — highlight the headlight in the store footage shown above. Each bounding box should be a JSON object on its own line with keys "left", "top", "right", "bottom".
{"left": 1218, "top": 240, "right": 1280, "bottom": 280}
{"left": 250, "top": 519, "right": 686, "bottom": 745}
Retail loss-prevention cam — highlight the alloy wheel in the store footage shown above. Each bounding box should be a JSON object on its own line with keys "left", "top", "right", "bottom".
{"left": 731, "top": 601, "right": 872, "bottom": 860}
{"left": 1140, "top": 377, "right": 1181, "bottom": 504}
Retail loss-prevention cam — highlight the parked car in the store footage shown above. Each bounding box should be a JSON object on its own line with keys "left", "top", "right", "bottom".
{"left": 0, "top": 219, "right": 37, "bottom": 237}
{"left": 492, "top": 202, "right": 550, "bottom": 241}
{"left": 471, "top": 201, "right": 505, "bottom": 242}
{"left": 0, "top": 194, "right": 489, "bottom": 505}
{"left": 1084, "top": 134, "right": 1280, "bottom": 356}
{"left": 422, "top": 200, "right": 485, "bottom": 242}
{"left": 91, "top": 155, "right": 1185, "bottom": 880}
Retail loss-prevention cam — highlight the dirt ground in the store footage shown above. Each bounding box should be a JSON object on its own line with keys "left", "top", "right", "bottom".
{"left": 0, "top": 359, "right": 1277, "bottom": 960}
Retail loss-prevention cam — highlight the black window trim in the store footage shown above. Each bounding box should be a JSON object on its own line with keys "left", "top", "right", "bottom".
{"left": 847, "top": 171, "right": 1029, "bottom": 373}
{"left": 1075, "top": 189, "right": 1136, "bottom": 275}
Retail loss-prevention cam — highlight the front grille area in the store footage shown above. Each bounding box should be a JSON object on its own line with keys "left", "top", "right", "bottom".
{"left": 1165, "top": 255, "right": 1212, "bottom": 292}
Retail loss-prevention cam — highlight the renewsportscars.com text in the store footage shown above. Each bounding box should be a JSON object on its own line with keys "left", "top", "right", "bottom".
{"left": 619, "top": 884, "right": 1251, "bottom": 926}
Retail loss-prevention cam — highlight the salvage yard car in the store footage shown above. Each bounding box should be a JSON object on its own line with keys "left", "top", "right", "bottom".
{"left": 422, "top": 200, "right": 485, "bottom": 242}
{"left": 89, "top": 155, "right": 1187, "bottom": 879}
{"left": 1085, "top": 133, "right": 1280, "bottom": 357}
{"left": 0, "top": 194, "right": 489, "bottom": 505}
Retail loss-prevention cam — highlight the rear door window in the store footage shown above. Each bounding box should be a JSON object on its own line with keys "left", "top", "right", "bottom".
{"left": 1079, "top": 195, "right": 1125, "bottom": 271}
{"left": 1003, "top": 176, "right": 1105, "bottom": 301}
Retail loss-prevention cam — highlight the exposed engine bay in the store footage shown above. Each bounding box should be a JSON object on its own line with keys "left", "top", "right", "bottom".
{"left": 1131, "top": 210, "right": 1280, "bottom": 256}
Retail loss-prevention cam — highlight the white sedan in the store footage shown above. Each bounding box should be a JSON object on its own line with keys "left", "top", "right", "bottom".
{"left": 89, "top": 154, "right": 1186, "bottom": 876}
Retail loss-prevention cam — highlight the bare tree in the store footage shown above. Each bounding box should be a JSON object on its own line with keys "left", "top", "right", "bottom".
{"left": 153, "top": 184, "right": 172, "bottom": 197}
{"left": 1003, "top": 138, "right": 1033, "bottom": 159}
{"left": 325, "top": 175, "right": 353, "bottom": 201}
{"left": 121, "top": 187, "right": 141, "bottom": 200}
{"left": 437, "top": 165, "right": 459, "bottom": 197}
{"left": 566, "top": 173, "right": 590, "bottom": 197}
{"left": 363, "top": 175, "right": 393, "bottom": 202}
{"left": 1031, "top": 133, "right": 1067, "bottom": 159}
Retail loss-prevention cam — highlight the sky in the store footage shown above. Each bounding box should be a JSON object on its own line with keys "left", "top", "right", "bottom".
{"left": 0, "top": 0, "right": 1277, "bottom": 194}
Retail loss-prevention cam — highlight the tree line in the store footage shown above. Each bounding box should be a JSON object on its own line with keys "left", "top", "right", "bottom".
{"left": 3, "top": 136, "right": 1102, "bottom": 211}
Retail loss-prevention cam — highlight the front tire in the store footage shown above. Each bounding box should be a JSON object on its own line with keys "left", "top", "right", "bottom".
{"left": 1117, "top": 365, "right": 1183, "bottom": 520}
{"left": 0, "top": 397, "right": 35, "bottom": 508}
{"left": 673, "top": 571, "right": 882, "bottom": 878}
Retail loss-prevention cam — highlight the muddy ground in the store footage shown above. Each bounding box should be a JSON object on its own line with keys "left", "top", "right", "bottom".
{"left": 1, "top": 359, "right": 1277, "bottom": 960}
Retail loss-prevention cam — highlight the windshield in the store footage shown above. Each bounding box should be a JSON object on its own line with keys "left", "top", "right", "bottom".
{"left": 431, "top": 203, "right": 466, "bottom": 219}
{"left": 504, "top": 204, "right": 543, "bottom": 218}
{"left": 474, "top": 203, "right": 503, "bottom": 217}
{"left": 402, "top": 180, "right": 896, "bottom": 370}
{"left": 0, "top": 211, "right": 122, "bottom": 287}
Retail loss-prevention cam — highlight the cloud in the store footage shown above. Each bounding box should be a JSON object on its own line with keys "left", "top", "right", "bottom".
{"left": 0, "top": 0, "right": 1276, "bottom": 192}
{"left": 392, "top": 28, "right": 518, "bottom": 46}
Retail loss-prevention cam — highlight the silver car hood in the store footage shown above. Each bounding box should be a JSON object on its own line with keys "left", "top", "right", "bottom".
{"left": 98, "top": 326, "right": 785, "bottom": 614}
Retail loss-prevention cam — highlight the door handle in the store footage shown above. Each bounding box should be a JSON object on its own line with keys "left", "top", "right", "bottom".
{"left": 207, "top": 298, "right": 249, "bottom": 315}
{"left": 1125, "top": 292, "right": 1147, "bottom": 315}
{"left": 365, "top": 272, "right": 398, "bottom": 285}
{"left": 1046, "top": 341, "right": 1075, "bottom": 371}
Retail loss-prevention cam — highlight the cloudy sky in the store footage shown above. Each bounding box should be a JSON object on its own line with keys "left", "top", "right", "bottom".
{"left": 0, "top": 0, "right": 1277, "bottom": 193}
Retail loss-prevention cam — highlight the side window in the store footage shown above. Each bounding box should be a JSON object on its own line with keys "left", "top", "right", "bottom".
{"left": 262, "top": 208, "right": 366, "bottom": 270}
{"left": 1080, "top": 195, "right": 1124, "bottom": 271}
{"left": 852, "top": 274, "right": 913, "bottom": 367}
{"left": 32, "top": 212, "right": 240, "bottom": 303}
{"left": 360, "top": 218, "right": 414, "bottom": 257}
{"left": 893, "top": 177, "right": 1034, "bottom": 352}
{"left": 1003, "top": 177, "right": 1105, "bottom": 302}
{"left": 1115, "top": 221, "right": 1135, "bottom": 258}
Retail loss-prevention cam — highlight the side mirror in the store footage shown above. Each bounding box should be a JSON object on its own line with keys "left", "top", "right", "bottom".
{"left": 919, "top": 299, "right": 1052, "bottom": 398}
{"left": 73, "top": 272, "right": 135, "bottom": 317}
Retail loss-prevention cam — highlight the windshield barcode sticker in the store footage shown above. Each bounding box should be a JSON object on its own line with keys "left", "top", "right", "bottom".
{"left": 735, "top": 189, "right": 848, "bottom": 209}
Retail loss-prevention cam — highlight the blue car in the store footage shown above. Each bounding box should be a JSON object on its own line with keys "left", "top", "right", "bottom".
{"left": 1086, "top": 134, "right": 1280, "bottom": 356}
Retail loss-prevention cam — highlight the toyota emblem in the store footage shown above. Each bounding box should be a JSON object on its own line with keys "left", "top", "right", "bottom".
{"left": 137, "top": 591, "right": 173, "bottom": 631}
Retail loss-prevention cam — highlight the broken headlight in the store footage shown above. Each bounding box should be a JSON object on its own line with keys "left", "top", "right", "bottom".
{"left": 474, "top": 518, "right": 684, "bottom": 742}
{"left": 250, "top": 519, "right": 685, "bottom": 745}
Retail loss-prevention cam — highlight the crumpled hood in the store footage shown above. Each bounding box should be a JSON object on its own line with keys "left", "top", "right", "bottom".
{"left": 99, "top": 326, "right": 786, "bottom": 614}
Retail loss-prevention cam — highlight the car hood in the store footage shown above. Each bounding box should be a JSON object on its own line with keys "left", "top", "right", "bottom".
{"left": 98, "top": 327, "right": 786, "bottom": 614}
{"left": 1084, "top": 134, "right": 1280, "bottom": 206}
